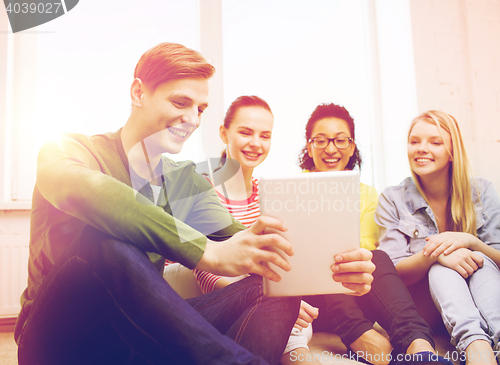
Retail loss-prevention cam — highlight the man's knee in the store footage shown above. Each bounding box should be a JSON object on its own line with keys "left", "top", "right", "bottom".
{"left": 268, "top": 296, "right": 301, "bottom": 321}
{"left": 100, "top": 238, "right": 148, "bottom": 260}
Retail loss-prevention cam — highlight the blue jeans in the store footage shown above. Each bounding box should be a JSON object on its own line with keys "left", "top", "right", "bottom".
{"left": 429, "top": 252, "right": 500, "bottom": 353}
{"left": 304, "top": 250, "right": 434, "bottom": 354}
{"left": 18, "top": 227, "right": 300, "bottom": 365}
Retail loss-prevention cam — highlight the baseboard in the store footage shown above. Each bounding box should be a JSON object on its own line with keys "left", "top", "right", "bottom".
{"left": 0, "top": 317, "right": 16, "bottom": 333}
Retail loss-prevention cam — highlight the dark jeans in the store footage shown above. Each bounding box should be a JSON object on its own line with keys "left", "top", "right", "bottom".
{"left": 304, "top": 250, "right": 435, "bottom": 354}
{"left": 18, "top": 228, "right": 300, "bottom": 365}
{"left": 407, "top": 276, "right": 448, "bottom": 335}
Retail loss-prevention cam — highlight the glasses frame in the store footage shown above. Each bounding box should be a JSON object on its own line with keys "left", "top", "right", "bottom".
{"left": 308, "top": 136, "right": 353, "bottom": 150}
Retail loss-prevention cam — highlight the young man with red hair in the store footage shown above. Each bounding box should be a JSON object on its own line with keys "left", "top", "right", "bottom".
{"left": 15, "top": 43, "right": 374, "bottom": 365}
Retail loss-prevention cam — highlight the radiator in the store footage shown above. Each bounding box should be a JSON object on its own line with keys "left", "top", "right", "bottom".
{"left": 0, "top": 235, "right": 29, "bottom": 317}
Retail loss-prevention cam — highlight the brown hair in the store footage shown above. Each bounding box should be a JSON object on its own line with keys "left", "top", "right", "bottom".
{"left": 220, "top": 95, "right": 273, "bottom": 160}
{"left": 134, "top": 43, "right": 215, "bottom": 91}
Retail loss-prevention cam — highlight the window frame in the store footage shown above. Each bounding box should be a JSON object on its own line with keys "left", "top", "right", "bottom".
{"left": 0, "top": 11, "right": 32, "bottom": 210}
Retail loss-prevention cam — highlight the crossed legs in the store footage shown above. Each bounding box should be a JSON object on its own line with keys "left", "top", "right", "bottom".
{"left": 18, "top": 228, "right": 300, "bottom": 365}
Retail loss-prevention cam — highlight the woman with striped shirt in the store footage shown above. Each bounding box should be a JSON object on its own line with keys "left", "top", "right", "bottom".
{"left": 197, "top": 96, "right": 323, "bottom": 365}
{"left": 194, "top": 95, "right": 273, "bottom": 293}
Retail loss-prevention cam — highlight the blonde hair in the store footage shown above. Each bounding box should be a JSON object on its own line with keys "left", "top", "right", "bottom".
{"left": 408, "top": 110, "right": 477, "bottom": 235}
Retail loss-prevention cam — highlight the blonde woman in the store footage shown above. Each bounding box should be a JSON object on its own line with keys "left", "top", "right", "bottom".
{"left": 376, "top": 111, "right": 500, "bottom": 365}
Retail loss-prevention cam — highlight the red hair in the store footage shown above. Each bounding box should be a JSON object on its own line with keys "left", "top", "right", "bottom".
{"left": 134, "top": 43, "right": 215, "bottom": 91}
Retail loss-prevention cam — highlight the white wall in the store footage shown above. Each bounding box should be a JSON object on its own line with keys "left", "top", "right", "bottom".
{"left": 410, "top": 0, "right": 500, "bottom": 191}
{"left": 2, "top": 0, "right": 500, "bottom": 317}
{"left": 220, "top": 0, "right": 378, "bottom": 186}
{"left": 0, "top": 210, "right": 29, "bottom": 317}
{"left": 370, "top": 0, "right": 418, "bottom": 189}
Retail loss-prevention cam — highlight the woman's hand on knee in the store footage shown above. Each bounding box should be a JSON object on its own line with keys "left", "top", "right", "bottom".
{"left": 436, "top": 248, "right": 484, "bottom": 278}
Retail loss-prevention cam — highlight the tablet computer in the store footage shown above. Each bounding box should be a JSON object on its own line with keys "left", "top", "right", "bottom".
{"left": 260, "top": 170, "right": 360, "bottom": 297}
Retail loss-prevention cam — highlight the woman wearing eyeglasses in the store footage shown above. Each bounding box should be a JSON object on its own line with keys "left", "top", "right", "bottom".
{"left": 288, "top": 103, "right": 452, "bottom": 365}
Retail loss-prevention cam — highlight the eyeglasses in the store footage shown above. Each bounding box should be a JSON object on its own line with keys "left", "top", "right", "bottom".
{"left": 309, "top": 137, "right": 353, "bottom": 150}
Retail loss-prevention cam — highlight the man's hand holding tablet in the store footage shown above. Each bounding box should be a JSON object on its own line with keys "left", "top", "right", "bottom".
{"left": 196, "top": 215, "right": 293, "bottom": 282}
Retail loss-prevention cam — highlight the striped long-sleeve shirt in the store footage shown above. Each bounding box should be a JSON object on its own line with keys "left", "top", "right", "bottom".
{"left": 215, "top": 177, "right": 259, "bottom": 228}
{"left": 193, "top": 177, "right": 260, "bottom": 293}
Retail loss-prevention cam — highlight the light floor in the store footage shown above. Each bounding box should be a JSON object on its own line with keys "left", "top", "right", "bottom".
{"left": 0, "top": 332, "right": 17, "bottom": 365}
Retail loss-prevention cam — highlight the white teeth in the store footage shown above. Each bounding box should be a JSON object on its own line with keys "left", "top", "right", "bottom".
{"left": 243, "top": 151, "right": 259, "bottom": 157}
{"left": 169, "top": 127, "right": 188, "bottom": 138}
{"left": 324, "top": 159, "right": 339, "bottom": 163}
{"left": 416, "top": 158, "right": 432, "bottom": 162}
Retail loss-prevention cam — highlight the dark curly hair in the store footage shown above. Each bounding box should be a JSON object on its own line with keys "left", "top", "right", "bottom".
{"left": 298, "top": 103, "right": 362, "bottom": 171}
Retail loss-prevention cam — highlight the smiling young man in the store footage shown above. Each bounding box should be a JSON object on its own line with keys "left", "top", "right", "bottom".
{"left": 15, "top": 43, "right": 374, "bottom": 365}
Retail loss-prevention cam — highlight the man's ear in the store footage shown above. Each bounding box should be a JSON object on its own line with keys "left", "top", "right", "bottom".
{"left": 131, "top": 78, "right": 145, "bottom": 107}
{"left": 219, "top": 125, "right": 228, "bottom": 144}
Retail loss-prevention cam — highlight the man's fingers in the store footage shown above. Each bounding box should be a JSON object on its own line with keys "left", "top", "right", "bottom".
{"left": 253, "top": 248, "right": 291, "bottom": 273}
{"left": 250, "top": 215, "right": 288, "bottom": 234}
{"left": 253, "top": 233, "right": 294, "bottom": 257}
{"left": 250, "top": 262, "right": 282, "bottom": 282}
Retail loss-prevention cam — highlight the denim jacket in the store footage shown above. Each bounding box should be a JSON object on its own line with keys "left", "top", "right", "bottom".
{"left": 376, "top": 177, "right": 500, "bottom": 265}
